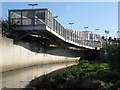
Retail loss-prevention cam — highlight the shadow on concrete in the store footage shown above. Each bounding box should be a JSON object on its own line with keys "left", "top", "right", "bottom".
{"left": 14, "top": 41, "right": 85, "bottom": 58}
{"left": 13, "top": 35, "right": 99, "bottom": 59}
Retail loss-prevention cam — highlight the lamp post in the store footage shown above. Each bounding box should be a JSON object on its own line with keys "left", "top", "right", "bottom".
{"left": 95, "top": 28, "right": 99, "bottom": 35}
{"left": 95, "top": 29, "right": 99, "bottom": 46}
{"left": 84, "top": 26, "right": 89, "bottom": 31}
{"left": 105, "top": 30, "right": 109, "bottom": 47}
{"left": 53, "top": 16, "right": 58, "bottom": 18}
{"left": 84, "top": 27, "right": 89, "bottom": 46}
{"left": 28, "top": 3, "right": 38, "bottom": 9}
{"left": 69, "top": 22, "right": 74, "bottom": 41}
{"left": 28, "top": 4, "right": 38, "bottom": 26}
{"left": 69, "top": 22, "right": 74, "bottom": 30}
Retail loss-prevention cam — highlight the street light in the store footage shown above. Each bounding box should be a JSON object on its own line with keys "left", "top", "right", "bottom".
{"left": 95, "top": 28, "right": 99, "bottom": 35}
{"left": 28, "top": 3, "right": 38, "bottom": 9}
{"left": 105, "top": 30, "right": 109, "bottom": 39}
{"left": 105, "top": 30, "right": 109, "bottom": 47}
{"left": 69, "top": 22, "right": 74, "bottom": 41}
{"left": 53, "top": 16, "right": 58, "bottom": 18}
{"left": 84, "top": 26, "right": 89, "bottom": 31}
{"left": 69, "top": 22, "right": 74, "bottom": 30}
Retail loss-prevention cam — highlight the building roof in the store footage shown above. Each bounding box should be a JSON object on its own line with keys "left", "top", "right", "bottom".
{"left": 9, "top": 8, "right": 49, "bottom": 11}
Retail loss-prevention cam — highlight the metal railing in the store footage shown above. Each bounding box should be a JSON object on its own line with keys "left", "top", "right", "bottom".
{"left": 46, "top": 13, "right": 101, "bottom": 48}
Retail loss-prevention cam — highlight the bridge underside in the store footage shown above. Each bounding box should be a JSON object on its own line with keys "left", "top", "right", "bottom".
{"left": 14, "top": 25, "right": 95, "bottom": 50}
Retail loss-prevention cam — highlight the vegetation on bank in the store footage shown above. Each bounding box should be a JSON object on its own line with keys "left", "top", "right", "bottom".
{"left": 27, "top": 44, "right": 120, "bottom": 90}
{"left": 107, "top": 45, "right": 120, "bottom": 71}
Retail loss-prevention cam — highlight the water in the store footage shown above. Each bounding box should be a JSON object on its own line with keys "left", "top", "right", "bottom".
{"left": 2, "top": 61, "right": 78, "bottom": 88}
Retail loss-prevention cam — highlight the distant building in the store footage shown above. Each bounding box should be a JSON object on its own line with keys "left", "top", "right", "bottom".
{"left": 117, "top": 31, "right": 120, "bottom": 40}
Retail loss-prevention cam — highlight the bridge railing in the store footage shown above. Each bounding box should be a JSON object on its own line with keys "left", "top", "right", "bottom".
{"left": 9, "top": 9, "right": 102, "bottom": 49}
{"left": 45, "top": 10, "right": 102, "bottom": 49}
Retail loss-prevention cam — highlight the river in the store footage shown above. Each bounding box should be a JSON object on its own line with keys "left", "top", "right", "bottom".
{"left": 2, "top": 61, "right": 78, "bottom": 89}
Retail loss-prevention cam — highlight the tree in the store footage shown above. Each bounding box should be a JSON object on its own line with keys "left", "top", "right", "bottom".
{"left": 1, "top": 19, "right": 17, "bottom": 38}
{"left": 107, "top": 44, "right": 120, "bottom": 71}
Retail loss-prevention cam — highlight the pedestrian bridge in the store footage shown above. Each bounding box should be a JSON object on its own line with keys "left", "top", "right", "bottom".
{"left": 9, "top": 8, "right": 102, "bottom": 49}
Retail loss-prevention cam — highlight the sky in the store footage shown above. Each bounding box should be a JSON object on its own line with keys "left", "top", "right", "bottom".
{"left": 2, "top": 2, "right": 118, "bottom": 38}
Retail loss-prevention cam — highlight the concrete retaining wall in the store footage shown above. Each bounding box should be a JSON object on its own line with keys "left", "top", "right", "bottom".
{"left": 0, "top": 37, "right": 80, "bottom": 72}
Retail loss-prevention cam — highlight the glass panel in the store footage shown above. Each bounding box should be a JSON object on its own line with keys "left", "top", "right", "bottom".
{"left": 53, "top": 19, "right": 55, "bottom": 30}
{"left": 56, "top": 21, "right": 58, "bottom": 33}
{"left": 61, "top": 26, "right": 64, "bottom": 36}
{"left": 47, "top": 11, "right": 50, "bottom": 27}
{"left": 60, "top": 26, "right": 62, "bottom": 36}
{"left": 49, "top": 12, "right": 52, "bottom": 28}
{"left": 10, "top": 11, "right": 21, "bottom": 18}
{"left": 89, "top": 33, "right": 93, "bottom": 40}
{"left": 47, "top": 11, "right": 50, "bottom": 20}
{"left": 35, "top": 11, "right": 45, "bottom": 20}
{"left": 46, "top": 11, "right": 52, "bottom": 28}
{"left": 59, "top": 24, "right": 61, "bottom": 34}
{"left": 22, "top": 11, "right": 34, "bottom": 18}
{"left": 63, "top": 28, "right": 65, "bottom": 38}
{"left": 22, "top": 19, "right": 32, "bottom": 25}
{"left": 55, "top": 20, "right": 57, "bottom": 31}
{"left": 11, "top": 19, "right": 21, "bottom": 25}
{"left": 51, "top": 18, "right": 53, "bottom": 29}
{"left": 58, "top": 24, "right": 59, "bottom": 33}
{"left": 35, "top": 18, "right": 45, "bottom": 25}
{"left": 49, "top": 19, "right": 52, "bottom": 28}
